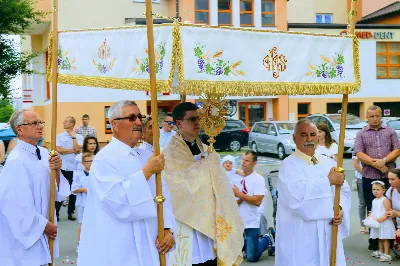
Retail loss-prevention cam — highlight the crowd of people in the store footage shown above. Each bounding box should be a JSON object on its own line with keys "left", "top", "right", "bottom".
{"left": 0, "top": 102, "right": 399, "bottom": 266}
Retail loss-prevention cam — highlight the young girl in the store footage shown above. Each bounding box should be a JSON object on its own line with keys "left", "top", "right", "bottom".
{"left": 72, "top": 152, "right": 94, "bottom": 253}
{"left": 369, "top": 180, "right": 396, "bottom": 262}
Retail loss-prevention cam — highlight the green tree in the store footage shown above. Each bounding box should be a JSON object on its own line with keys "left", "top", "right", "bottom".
{"left": 0, "top": 0, "right": 46, "bottom": 99}
{"left": 0, "top": 100, "right": 15, "bottom": 122}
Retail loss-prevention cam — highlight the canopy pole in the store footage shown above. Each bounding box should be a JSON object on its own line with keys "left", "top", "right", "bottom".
{"left": 330, "top": 1, "right": 357, "bottom": 265}
{"left": 180, "top": 94, "right": 186, "bottom": 103}
{"left": 48, "top": 0, "right": 59, "bottom": 265}
{"left": 145, "top": 1, "right": 166, "bottom": 265}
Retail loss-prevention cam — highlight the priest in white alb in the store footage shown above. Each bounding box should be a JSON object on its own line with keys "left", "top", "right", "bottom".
{"left": 77, "top": 100, "right": 176, "bottom": 266}
{"left": 275, "top": 120, "right": 351, "bottom": 266}
{"left": 0, "top": 109, "right": 70, "bottom": 266}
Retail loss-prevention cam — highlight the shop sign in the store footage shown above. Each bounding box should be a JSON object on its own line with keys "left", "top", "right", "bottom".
{"left": 22, "top": 89, "right": 33, "bottom": 103}
{"left": 355, "top": 31, "right": 394, "bottom": 40}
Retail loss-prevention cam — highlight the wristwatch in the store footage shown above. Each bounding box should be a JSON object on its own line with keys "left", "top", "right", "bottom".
{"left": 71, "top": 137, "right": 76, "bottom": 139}
{"left": 164, "top": 228, "right": 174, "bottom": 235}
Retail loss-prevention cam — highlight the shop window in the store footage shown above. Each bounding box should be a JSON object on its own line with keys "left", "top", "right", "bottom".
{"left": 105, "top": 106, "right": 112, "bottom": 134}
{"left": 297, "top": 103, "right": 310, "bottom": 120}
{"left": 239, "top": 102, "right": 266, "bottom": 127}
{"left": 240, "top": 0, "right": 253, "bottom": 26}
{"left": 376, "top": 42, "right": 400, "bottom": 79}
{"left": 218, "top": 0, "right": 232, "bottom": 26}
{"left": 316, "top": 14, "right": 332, "bottom": 24}
{"left": 195, "top": 0, "right": 209, "bottom": 24}
{"left": 261, "top": 0, "right": 275, "bottom": 26}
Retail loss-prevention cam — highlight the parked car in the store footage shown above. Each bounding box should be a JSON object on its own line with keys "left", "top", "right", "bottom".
{"left": 382, "top": 117, "right": 400, "bottom": 140}
{"left": 248, "top": 121, "right": 296, "bottom": 160}
{"left": 306, "top": 114, "right": 367, "bottom": 154}
{"left": 200, "top": 119, "right": 250, "bottom": 151}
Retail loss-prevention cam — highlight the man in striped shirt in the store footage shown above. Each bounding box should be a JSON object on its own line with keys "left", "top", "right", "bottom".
{"left": 354, "top": 105, "right": 400, "bottom": 250}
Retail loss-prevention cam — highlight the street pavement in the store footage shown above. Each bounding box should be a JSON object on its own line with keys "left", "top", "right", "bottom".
{"left": 54, "top": 153, "right": 400, "bottom": 266}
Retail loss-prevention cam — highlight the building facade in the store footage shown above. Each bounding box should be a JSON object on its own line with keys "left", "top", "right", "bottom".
{"left": 287, "top": 0, "right": 400, "bottom": 120}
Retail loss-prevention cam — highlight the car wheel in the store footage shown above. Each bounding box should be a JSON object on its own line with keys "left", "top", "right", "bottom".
{"left": 229, "top": 139, "right": 241, "bottom": 152}
{"left": 252, "top": 142, "right": 258, "bottom": 153}
{"left": 277, "top": 144, "right": 286, "bottom": 160}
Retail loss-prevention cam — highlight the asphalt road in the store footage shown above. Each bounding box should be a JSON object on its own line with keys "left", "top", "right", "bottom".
{"left": 54, "top": 153, "right": 400, "bottom": 266}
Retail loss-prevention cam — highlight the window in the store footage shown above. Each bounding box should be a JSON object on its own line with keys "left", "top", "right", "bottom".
{"left": 218, "top": 0, "right": 232, "bottom": 25}
{"left": 261, "top": 0, "right": 275, "bottom": 26}
{"left": 239, "top": 102, "right": 266, "bottom": 127}
{"left": 316, "top": 14, "right": 333, "bottom": 24}
{"left": 297, "top": 103, "right": 310, "bottom": 119}
{"left": 376, "top": 42, "right": 400, "bottom": 79}
{"left": 240, "top": 0, "right": 253, "bottom": 26}
{"left": 105, "top": 106, "right": 112, "bottom": 134}
{"left": 195, "top": 0, "right": 209, "bottom": 24}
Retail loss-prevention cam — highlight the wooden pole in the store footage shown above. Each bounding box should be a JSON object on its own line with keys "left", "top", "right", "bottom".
{"left": 330, "top": 1, "right": 357, "bottom": 265}
{"left": 180, "top": 94, "right": 186, "bottom": 103}
{"left": 145, "top": 1, "right": 166, "bottom": 265}
{"left": 48, "top": 0, "right": 59, "bottom": 265}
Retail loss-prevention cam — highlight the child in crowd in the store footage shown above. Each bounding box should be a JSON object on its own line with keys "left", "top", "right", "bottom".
{"left": 352, "top": 156, "right": 367, "bottom": 234}
{"left": 71, "top": 152, "right": 94, "bottom": 253}
{"left": 369, "top": 181, "right": 396, "bottom": 262}
{"left": 221, "top": 155, "right": 243, "bottom": 189}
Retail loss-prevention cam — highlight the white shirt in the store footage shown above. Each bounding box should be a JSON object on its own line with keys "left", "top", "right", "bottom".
{"left": 160, "top": 129, "right": 176, "bottom": 148}
{"left": 386, "top": 187, "right": 400, "bottom": 225}
{"left": 77, "top": 137, "right": 176, "bottom": 266}
{"left": 238, "top": 171, "right": 266, "bottom": 229}
{"left": 275, "top": 150, "right": 351, "bottom": 266}
{"left": 0, "top": 140, "right": 70, "bottom": 266}
{"left": 316, "top": 143, "right": 338, "bottom": 159}
{"left": 139, "top": 141, "right": 154, "bottom": 154}
{"left": 71, "top": 171, "right": 90, "bottom": 207}
{"left": 352, "top": 156, "right": 363, "bottom": 179}
{"left": 75, "top": 154, "right": 84, "bottom": 172}
{"left": 56, "top": 132, "right": 83, "bottom": 171}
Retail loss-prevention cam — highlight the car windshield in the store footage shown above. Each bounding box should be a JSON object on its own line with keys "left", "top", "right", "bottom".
{"left": 327, "top": 114, "right": 365, "bottom": 127}
{"left": 387, "top": 120, "right": 400, "bottom": 130}
{"left": 275, "top": 123, "right": 295, "bottom": 134}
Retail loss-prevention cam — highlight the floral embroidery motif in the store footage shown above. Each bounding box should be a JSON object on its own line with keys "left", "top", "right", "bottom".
{"left": 306, "top": 53, "right": 345, "bottom": 79}
{"left": 132, "top": 42, "right": 166, "bottom": 74}
{"left": 194, "top": 43, "right": 245, "bottom": 76}
{"left": 263, "top": 47, "right": 287, "bottom": 79}
{"left": 58, "top": 46, "right": 76, "bottom": 71}
{"left": 216, "top": 215, "right": 233, "bottom": 243}
{"left": 92, "top": 39, "right": 116, "bottom": 74}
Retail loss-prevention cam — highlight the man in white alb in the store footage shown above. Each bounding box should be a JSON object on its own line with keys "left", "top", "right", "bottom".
{"left": 233, "top": 151, "right": 268, "bottom": 262}
{"left": 275, "top": 119, "right": 351, "bottom": 266}
{"left": 78, "top": 100, "right": 176, "bottom": 266}
{"left": 160, "top": 113, "right": 176, "bottom": 149}
{"left": 0, "top": 109, "right": 70, "bottom": 266}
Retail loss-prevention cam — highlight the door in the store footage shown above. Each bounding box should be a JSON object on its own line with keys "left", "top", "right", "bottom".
{"left": 264, "top": 123, "right": 278, "bottom": 153}
{"left": 257, "top": 123, "right": 269, "bottom": 152}
{"left": 239, "top": 102, "right": 267, "bottom": 127}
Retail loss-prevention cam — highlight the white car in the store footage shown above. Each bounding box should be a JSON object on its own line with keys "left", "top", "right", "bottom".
{"left": 248, "top": 121, "right": 296, "bottom": 160}
{"left": 306, "top": 114, "right": 367, "bottom": 154}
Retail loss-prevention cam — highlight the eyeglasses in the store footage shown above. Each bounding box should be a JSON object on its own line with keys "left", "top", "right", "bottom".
{"left": 164, "top": 120, "right": 175, "bottom": 126}
{"left": 182, "top": 116, "right": 201, "bottom": 123}
{"left": 114, "top": 114, "right": 146, "bottom": 122}
{"left": 83, "top": 160, "right": 93, "bottom": 163}
{"left": 18, "top": 121, "right": 45, "bottom": 127}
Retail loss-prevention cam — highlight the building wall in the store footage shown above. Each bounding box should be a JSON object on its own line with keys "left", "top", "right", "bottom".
{"left": 288, "top": 0, "right": 347, "bottom": 24}
{"left": 362, "top": 0, "right": 398, "bottom": 17}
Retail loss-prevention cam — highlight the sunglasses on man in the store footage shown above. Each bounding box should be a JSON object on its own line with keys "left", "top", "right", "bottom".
{"left": 164, "top": 120, "right": 175, "bottom": 126}
{"left": 181, "top": 116, "right": 201, "bottom": 123}
{"left": 114, "top": 113, "right": 146, "bottom": 122}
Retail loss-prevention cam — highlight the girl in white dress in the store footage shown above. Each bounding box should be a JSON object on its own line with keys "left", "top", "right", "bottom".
{"left": 316, "top": 123, "right": 338, "bottom": 161}
{"left": 369, "top": 180, "right": 396, "bottom": 262}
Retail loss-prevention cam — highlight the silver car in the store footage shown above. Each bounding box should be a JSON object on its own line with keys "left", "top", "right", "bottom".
{"left": 248, "top": 121, "right": 296, "bottom": 160}
{"left": 382, "top": 117, "right": 400, "bottom": 140}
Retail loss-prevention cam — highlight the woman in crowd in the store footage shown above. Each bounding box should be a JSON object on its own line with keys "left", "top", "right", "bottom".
{"left": 316, "top": 123, "right": 338, "bottom": 161}
{"left": 75, "top": 136, "right": 99, "bottom": 172}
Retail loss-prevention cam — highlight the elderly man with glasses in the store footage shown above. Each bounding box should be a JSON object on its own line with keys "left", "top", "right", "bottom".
{"left": 0, "top": 109, "right": 70, "bottom": 266}
{"left": 77, "top": 100, "right": 176, "bottom": 266}
{"left": 160, "top": 112, "right": 176, "bottom": 149}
